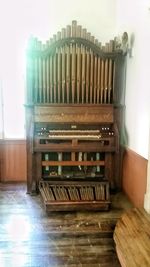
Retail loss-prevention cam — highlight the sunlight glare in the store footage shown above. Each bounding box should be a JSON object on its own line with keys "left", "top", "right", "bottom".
{"left": 5, "top": 215, "right": 31, "bottom": 241}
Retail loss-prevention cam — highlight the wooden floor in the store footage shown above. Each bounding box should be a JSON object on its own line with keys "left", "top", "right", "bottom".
{"left": 0, "top": 183, "right": 132, "bottom": 267}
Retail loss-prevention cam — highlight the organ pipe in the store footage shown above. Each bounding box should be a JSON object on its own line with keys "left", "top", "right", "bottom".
{"left": 28, "top": 20, "right": 118, "bottom": 105}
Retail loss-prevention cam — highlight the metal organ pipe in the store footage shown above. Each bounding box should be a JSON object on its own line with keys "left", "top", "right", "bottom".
{"left": 31, "top": 29, "right": 115, "bottom": 104}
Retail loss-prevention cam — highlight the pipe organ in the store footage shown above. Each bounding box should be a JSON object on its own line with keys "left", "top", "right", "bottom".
{"left": 25, "top": 21, "right": 127, "bottom": 211}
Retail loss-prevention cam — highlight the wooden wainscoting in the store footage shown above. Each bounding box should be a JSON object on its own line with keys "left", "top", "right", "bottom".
{"left": 0, "top": 140, "right": 148, "bottom": 209}
{"left": 0, "top": 140, "right": 27, "bottom": 182}
{"left": 0, "top": 140, "right": 2, "bottom": 180}
{"left": 122, "top": 147, "right": 148, "bottom": 208}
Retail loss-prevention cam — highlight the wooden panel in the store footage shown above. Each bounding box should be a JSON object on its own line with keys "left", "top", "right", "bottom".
{"left": 0, "top": 140, "right": 2, "bottom": 180}
{"left": 1, "top": 140, "right": 27, "bottom": 182}
{"left": 42, "top": 160, "right": 105, "bottom": 166}
{"left": 34, "top": 105, "right": 114, "bottom": 123}
{"left": 122, "top": 147, "right": 147, "bottom": 207}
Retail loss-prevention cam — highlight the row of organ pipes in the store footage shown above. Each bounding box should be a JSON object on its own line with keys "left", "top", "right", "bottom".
{"left": 28, "top": 21, "right": 118, "bottom": 104}
{"left": 32, "top": 52, "right": 115, "bottom": 104}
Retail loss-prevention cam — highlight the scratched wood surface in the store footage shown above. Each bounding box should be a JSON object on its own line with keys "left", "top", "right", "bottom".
{"left": 0, "top": 183, "right": 132, "bottom": 267}
{"left": 114, "top": 208, "right": 150, "bottom": 267}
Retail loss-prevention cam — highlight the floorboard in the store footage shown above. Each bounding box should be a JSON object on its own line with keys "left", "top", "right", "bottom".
{"left": 0, "top": 183, "right": 132, "bottom": 267}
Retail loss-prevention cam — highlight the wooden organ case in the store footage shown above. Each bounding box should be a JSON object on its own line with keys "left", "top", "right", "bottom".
{"left": 25, "top": 21, "right": 126, "bottom": 212}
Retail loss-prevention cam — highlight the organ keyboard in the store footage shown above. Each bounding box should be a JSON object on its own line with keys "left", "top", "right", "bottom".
{"left": 36, "top": 128, "right": 114, "bottom": 140}
{"left": 25, "top": 21, "right": 127, "bottom": 212}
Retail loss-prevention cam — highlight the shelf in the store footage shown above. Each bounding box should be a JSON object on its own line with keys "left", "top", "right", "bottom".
{"left": 42, "top": 160, "right": 105, "bottom": 166}
{"left": 42, "top": 175, "right": 105, "bottom": 181}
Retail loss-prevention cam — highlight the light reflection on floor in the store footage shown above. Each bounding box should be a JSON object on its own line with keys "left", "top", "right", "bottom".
{"left": 5, "top": 215, "right": 31, "bottom": 241}
{"left": 0, "top": 253, "right": 5, "bottom": 267}
{"left": 0, "top": 215, "right": 32, "bottom": 267}
{"left": 0, "top": 253, "right": 29, "bottom": 267}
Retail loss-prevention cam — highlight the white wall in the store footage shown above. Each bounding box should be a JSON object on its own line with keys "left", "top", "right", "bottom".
{"left": 1, "top": 0, "right": 149, "bottom": 159}
{"left": 116, "top": 0, "right": 150, "bottom": 159}
{"left": 0, "top": 0, "right": 117, "bottom": 138}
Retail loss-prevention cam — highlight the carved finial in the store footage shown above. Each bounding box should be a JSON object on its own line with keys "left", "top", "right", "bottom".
{"left": 114, "top": 36, "right": 122, "bottom": 51}
{"left": 114, "top": 32, "right": 128, "bottom": 54}
{"left": 121, "top": 32, "right": 128, "bottom": 54}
